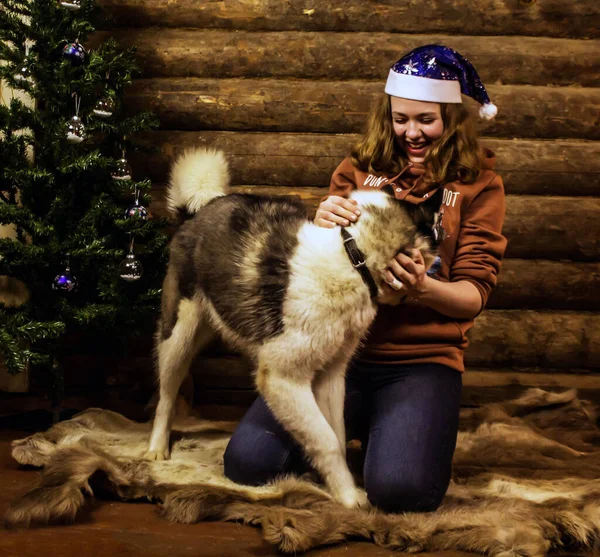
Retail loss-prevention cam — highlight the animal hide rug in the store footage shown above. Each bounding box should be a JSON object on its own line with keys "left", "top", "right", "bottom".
{"left": 5, "top": 388, "right": 600, "bottom": 556}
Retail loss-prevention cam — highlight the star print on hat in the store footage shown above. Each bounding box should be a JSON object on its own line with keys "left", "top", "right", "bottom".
{"left": 384, "top": 45, "right": 498, "bottom": 120}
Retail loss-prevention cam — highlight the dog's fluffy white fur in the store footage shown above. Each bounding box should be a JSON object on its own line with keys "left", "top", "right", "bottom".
{"left": 166, "top": 148, "right": 230, "bottom": 217}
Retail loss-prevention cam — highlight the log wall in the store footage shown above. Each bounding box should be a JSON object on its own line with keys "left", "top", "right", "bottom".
{"left": 97, "top": 0, "right": 600, "bottom": 407}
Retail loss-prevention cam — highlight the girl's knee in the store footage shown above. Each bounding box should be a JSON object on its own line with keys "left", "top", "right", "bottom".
{"left": 223, "top": 431, "right": 295, "bottom": 486}
{"left": 365, "top": 473, "right": 447, "bottom": 513}
{"left": 223, "top": 439, "right": 274, "bottom": 486}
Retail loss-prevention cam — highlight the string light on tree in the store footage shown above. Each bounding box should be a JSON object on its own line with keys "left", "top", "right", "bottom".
{"left": 65, "top": 93, "right": 86, "bottom": 143}
{"left": 118, "top": 235, "right": 143, "bottom": 282}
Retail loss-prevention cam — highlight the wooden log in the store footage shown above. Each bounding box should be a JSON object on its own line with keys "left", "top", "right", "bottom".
{"left": 96, "top": 0, "right": 600, "bottom": 39}
{"left": 135, "top": 131, "right": 600, "bottom": 196}
{"left": 93, "top": 29, "right": 600, "bottom": 87}
{"left": 502, "top": 196, "right": 600, "bottom": 261}
{"left": 466, "top": 310, "right": 600, "bottom": 369}
{"left": 124, "top": 78, "right": 600, "bottom": 140}
{"left": 488, "top": 260, "right": 600, "bottom": 311}
{"left": 148, "top": 184, "right": 326, "bottom": 219}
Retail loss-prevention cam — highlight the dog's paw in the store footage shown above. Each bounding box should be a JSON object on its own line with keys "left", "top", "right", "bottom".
{"left": 335, "top": 487, "right": 369, "bottom": 509}
{"left": 143, "top": 449, "right": 170, "bottom": 461}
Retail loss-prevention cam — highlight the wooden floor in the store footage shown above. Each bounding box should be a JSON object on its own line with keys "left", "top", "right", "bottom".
{"left": 0, "top": 428, "right": 593, "bottom": 557}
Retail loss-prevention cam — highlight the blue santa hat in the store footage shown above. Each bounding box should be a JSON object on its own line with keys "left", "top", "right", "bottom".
{"left": 385, "top": 45, "right": 498, "bottom": 120}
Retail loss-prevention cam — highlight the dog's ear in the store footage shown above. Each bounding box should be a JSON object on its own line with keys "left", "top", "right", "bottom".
{"left": 405, "top": 187, "right": 445, "bottom": 244}
{"left": 406, "top": 187, "right": 443, "bottom": 225}
{"left": 380, "top": 183, "right": 396, "bottom": 197}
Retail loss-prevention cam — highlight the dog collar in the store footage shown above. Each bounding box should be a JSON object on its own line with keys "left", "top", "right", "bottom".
{"left": 340, "top": 227, "right": 379, "bottom": 299}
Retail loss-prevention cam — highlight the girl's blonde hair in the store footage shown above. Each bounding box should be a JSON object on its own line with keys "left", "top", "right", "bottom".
{"left": 350, "top": 94, "right": 482, "bottom": 185}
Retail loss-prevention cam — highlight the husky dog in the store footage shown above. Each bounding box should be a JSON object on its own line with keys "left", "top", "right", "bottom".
{"left": 146, "top": 148, "right": 443, "bottom": 508}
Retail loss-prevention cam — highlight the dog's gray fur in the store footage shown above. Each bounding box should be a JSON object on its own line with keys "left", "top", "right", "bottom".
{"left": 146, "top": 148, "right": 442, "bottom": 508}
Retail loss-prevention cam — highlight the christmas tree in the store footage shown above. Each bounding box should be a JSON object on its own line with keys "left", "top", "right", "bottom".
{"left": 0, "top": 0, "right": 168, "bottom": 413}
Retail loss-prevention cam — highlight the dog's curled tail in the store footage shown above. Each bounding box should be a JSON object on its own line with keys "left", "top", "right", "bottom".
{"left": 166, "top": 147, "right": 230, "bottom": 221}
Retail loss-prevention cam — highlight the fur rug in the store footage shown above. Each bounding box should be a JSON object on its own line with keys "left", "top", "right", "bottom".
{"left": 5, "top": 388, "right": 600, "bottom": 556}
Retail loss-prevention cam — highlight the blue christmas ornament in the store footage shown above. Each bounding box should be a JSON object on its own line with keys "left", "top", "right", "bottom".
{"left": 385, "top": 45, "right": 498, "bottom": 120}
{"left": 52, "top": 266, "right": 78, "bottom": 293}
{"left": 62, "top": 40, "right": 86, "bottom": 66}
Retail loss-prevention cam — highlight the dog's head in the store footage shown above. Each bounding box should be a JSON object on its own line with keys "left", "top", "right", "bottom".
{"left": 400, "top": 187, "right": 445, "bottom": 248}
{"left": 347, "top": 187, "right": 444, "bottom": 273}
{"left": 396, "top": 187, "right": 444, "bottom": 270}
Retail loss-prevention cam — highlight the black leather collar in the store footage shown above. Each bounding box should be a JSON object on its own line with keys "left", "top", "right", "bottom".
{"left": 340, "top": 227, "right": 379, "bottom": 299}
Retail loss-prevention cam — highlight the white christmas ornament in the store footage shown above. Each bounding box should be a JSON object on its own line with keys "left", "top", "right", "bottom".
{"left": 65, "top": 94, "right": 86, "bottom": 143}
{"left": 111, "top": 157, "right": 132, "bottom": 181}
{"left": 118, "top": 237, "right": 143, "bottom": 282}
{"left": 92, "top": 96, "right": 115, "bottom": 118}
{"left": 65, "top": 115, "right": 86, "bottom": 143}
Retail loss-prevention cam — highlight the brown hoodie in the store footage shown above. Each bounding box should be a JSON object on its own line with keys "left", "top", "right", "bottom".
{"left": 327, "top": 150, "right": 507, "bottom": 372}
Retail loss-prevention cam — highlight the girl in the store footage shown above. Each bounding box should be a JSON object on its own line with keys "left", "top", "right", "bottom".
{"left": 224, "top": 45, "right": 507, "bottom": 513}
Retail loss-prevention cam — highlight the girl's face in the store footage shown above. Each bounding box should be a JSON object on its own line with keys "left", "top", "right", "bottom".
{"left": 390, "top": 97, "right": 444, "bottom": 164}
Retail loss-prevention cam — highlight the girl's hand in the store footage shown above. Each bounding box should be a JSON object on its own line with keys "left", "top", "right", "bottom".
{"left": 315, "top": 196, "right": 361, "bottom": 228}
{"left": 383, "top": 249, "right": 428, "bottom": 298}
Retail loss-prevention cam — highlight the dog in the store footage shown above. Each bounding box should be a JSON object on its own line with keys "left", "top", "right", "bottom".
{"left": 145, "top": 148, "right": 443, "bottom": 508}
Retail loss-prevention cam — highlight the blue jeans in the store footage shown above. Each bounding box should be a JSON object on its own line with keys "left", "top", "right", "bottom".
{"left": 223, "top": 363, "right": 462, "bottom": 513}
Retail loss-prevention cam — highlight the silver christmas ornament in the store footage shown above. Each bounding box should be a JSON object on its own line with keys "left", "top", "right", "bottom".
{"left": 65, "top": 115, "right": 86, "bottom": 143}
{"left": 119, "top": 236, "right": 143, "bottom": 282}
{"left": 111, "top": 158, "right": 132, "bottom": 181}
{"left": 65, "top": 94, "right": 86, "bottom": 143}
{"left": 92, "top": 96, "right": 115, "bottom": 118}
{"left": 118, "top": 253, "right": 143, "bottom": 282}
